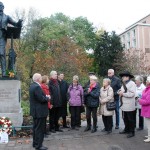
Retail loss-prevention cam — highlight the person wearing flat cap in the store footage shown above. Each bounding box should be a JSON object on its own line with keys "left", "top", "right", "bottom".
{"left": 118, "top": 71, "right": 136, "bottom": 138}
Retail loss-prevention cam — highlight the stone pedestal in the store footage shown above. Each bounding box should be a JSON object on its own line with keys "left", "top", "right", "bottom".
{"left": 0, "top": 80, "right": 23, "bottom": 126}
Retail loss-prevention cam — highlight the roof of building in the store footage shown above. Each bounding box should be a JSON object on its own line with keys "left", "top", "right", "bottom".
{"left": 119, "top": 23, "right": 150, "bottom": 36}
{"left": 119, "top": 14, "right": 150, "bottom": 36}
{"left": 126, "top": 14, "right": 150, "bottom": 29}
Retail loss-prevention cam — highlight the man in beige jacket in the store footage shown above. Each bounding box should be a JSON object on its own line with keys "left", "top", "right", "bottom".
{"left": 118, "top": 71, "right": 136, "bottom": 138}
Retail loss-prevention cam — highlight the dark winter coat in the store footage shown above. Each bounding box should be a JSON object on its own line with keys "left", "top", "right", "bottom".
{"left": 29, "top": 82, "right": 49, "bottom": 118}
{"left": 84, "top": 84, "right": 100, "bottom": 107}
{"left": 109, "top": 75, "right": 121, "bottom": 99}
{"left": 49, "top": 79, "right": 62, "bottom": 107}
{"left": 58, "top": 80, "right": 68, "bottom": 106}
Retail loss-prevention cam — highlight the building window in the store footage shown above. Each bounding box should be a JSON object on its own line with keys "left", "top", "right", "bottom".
{"left": 132, "top": 29, "right": 136, "bottom": 37}
{"left": 122, "top": 35, "right": 125, "bottom": 42}
{"left": 132, "top": 39, "right": 136, "bottom": 48}
{"left": 123, "top": 43, "right": 126, "bottom": 50}
{"left": 143, "top": 21, "right": 146, "bottom": 24}
{"left": 145, "top": 48, "right": 150, "bottom": 53}
{"left": 127, "top": 42, "right": 130, "bottom": 49}
{"left": 127, "top": 32, "right": 130, "bottom": 41}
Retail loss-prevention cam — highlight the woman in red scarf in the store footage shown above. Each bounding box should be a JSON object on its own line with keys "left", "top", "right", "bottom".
{"left": 84, "top": 75, "right": 100, "bottom": 133}
{"left": 41, "top": 75, "right": 51, "bottom": 137}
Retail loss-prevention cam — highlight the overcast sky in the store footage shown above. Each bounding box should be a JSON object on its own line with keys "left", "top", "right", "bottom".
{"left": 4, "top": 0, "right": 150, "bottom": 34}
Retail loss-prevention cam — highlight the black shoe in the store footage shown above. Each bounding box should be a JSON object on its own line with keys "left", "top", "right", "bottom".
{"left": 119, "top": 130, "right": 129, "bottom": 134}
{"left": 101, "top": 128, "right": 106, "bottom": 132}
{"left": 45, "top": 132, "right": 51, "bottom": 135}
{"left": 127, "top": 133, "right": 135, "bottom": 138}
{"left": 91, "top": 128, "right": 97, "bottom": 133}
{"left": 71, "top": 127, "right": 79, "bottom": 130}
{"left": 50, "top": 129, "right": 56, "bottom": 133}
{"left": 71, "top": 126, "right": 75, "bottom": 130}
{"left": 44, "top": 134, "right": 49, "bottom": 138}
{"left": 55, "top": 129, "right": 63, "bottom": 132}
{"left": 115, "top": 126, "right": 119, "bottom": 129}
{"left": 76, "top": 125, "right": 81, "bottom": 128}
{"left": 63, "top": 125, "right": 70, "bottom": 128}
{"left": 106, "top": 130, "right": 112, "bottom": 134}
{"left": 137, "top": 128, "right": 143, "bottom": 131}
{"left": 36, "top": 146, "right": 48, "bottom": 150}
{"left": 84, "top": 126, "right": 91, "bottom": 132}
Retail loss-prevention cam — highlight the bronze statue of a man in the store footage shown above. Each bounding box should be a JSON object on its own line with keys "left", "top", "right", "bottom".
{"left": 0, "top": 2, "right": 22, "bottom": 77}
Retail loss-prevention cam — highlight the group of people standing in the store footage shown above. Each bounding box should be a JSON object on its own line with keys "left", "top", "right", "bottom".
{"left": 29, "top": 69, "right": 150, "bottom": 150}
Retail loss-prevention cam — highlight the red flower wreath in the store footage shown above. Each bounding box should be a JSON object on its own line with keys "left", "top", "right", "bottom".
{"left": 0, "top": 117, "right": 12, "bottom": 135}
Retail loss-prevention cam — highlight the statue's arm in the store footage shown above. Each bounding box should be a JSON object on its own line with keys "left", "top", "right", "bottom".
{"left": 7, "top": 15, "right": 18, "bottom": 26}
{"left": 7, "top": 15, "right": 22, "bottom": 27}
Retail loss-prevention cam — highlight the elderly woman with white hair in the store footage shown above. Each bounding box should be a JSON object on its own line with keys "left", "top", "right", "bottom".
{"left": 139, "top": 76, "right": 150, "bottom": 142}
{"left": 135, "top": 76, "right": 146, "bottom": 131}
{"left": 99, "top": 78, "right": 114, "bottom": 134}
{"left": 84, "top": 75, "right": 100, "bottom": 133}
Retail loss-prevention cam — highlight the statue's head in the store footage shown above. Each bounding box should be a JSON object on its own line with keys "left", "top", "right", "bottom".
{"left": 0, "top": 2, "right": 4, "bottom": 13}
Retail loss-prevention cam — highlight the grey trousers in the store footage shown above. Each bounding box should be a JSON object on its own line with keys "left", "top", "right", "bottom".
{"left": 145, "top": 118, "right": 150, "bottom": 137}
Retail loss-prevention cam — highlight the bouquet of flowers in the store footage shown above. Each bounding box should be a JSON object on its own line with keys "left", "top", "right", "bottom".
{"left": 0, "top": 117, "right": 12, "bottom": 135}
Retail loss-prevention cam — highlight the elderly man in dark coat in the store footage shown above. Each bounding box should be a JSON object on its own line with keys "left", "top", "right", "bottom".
{"left": 29, "top": 73, "right": 50, "bottom": 150}
{"left": 108, "top": 69, "right": 121, "bottom": 129}
{"left": 49, "top": 71, "right": 63, "bottom": 133}
{"left": 58, "top": 73, "right": 69, "bottom": 128}
{"left": 0, "top": 2, "right": 22, "bottom": 76}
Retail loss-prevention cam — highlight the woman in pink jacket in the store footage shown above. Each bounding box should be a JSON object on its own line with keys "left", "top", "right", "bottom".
{"left": 139, "top": 76, "right": 150, "bottom": 142}
{"left": 68, "top": 75, "right": 84, "bottom": 130}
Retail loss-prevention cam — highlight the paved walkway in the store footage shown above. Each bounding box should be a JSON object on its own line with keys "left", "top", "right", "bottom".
{"left": 0, "top": 116, "right": 150, "bottom": 150}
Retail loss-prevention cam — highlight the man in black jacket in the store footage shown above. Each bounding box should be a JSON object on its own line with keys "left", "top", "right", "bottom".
{"left": 29, "top": 73, "right": 50, "bottom": 150}
{"left": 108, "top": 69, "right": 121, "bottom": 129}
{"left": 58, "top": 73, "right": 69, "bottom": 128}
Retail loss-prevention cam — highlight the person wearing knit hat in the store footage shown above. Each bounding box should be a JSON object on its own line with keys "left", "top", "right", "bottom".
{"left": 139, "top": 76, "right": 150, "bottom": 142}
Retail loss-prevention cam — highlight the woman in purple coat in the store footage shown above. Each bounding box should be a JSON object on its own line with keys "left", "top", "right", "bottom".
{"left": 68, "top": 75, "right": 84, "bottom": 130}
{"left": 139, "top": 76, "right": 150, "bottom": 142}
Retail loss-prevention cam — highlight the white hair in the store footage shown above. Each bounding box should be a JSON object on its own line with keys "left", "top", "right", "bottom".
{"left": 50, "top": 70, "right": 57, "bottom": 78}
{"left": 108, "top": 69, "right": 114, "bottom": 74}
{"left": 32, "top": 73, "right": 41, "bottom": 82}
{"left": 135, "top": 76, "right": 143, "bottom": 83}
{"left": 90, "top": 75, "right": 98, "bottom": 82}
{"left": 103, "top": 78, "right": 111, "bottom": 85}
{"left": 147, "top": 76, "right": 150, "bottom": 83}
{"left": 73, "top": 75, "right": 79, "bottom": 81}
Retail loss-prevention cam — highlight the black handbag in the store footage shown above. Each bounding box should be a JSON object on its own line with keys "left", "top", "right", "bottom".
{"left": 106, "top": 101, "right": 116, "bottom": 111}
{"left": 106, "top": 88, "right": 116, "bottom": 111}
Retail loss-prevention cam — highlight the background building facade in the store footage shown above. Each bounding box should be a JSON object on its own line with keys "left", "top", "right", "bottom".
{"left": 119, "top": 14, "right": 150, "bottom": 74}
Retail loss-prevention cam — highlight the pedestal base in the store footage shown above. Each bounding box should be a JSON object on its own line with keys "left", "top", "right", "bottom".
{"left": 0, "top": 80, "right": 23, "bottom": 127}
{"left": 0, "top": 109, "right": 23, "bottom": 127}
